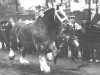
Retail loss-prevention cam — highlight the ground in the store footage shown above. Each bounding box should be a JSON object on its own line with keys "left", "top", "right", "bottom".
{"left": 0, "top": 49, "right": 99, "bottom": 75}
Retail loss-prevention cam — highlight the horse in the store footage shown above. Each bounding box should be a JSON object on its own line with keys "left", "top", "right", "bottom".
{"left": 9, "top": 8, "right": 62, "bottom": 73}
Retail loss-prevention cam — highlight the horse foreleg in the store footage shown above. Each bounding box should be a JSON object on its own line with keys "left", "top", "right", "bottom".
{"left": 37, "top": 45, "right": 50, "bottom": 73}
{"left": 9, "top": 48, "right": 15, "bottom": 60}
{"left": 39, "top": 55, "right": 50, "bottom": 73}
{"left": 19, "top": 47, "right": 29, "bottom": 65}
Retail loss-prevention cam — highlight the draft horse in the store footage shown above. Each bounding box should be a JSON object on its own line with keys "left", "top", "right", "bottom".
{"left": 9, "top": 8, "right": 61, "bottom": 73}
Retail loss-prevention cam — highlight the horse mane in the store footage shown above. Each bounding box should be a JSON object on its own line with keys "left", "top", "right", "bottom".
{"left": 34, "top": 8, "right": 61, "bottom": 40}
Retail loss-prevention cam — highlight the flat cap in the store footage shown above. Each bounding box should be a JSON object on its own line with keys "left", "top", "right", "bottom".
{"left": 68, "top": 15, "right": 75, "bottom": 19}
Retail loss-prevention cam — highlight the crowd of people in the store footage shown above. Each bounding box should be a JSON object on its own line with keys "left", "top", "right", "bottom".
{"left": 52, "top": 4, "right": 100, "bottom": 62}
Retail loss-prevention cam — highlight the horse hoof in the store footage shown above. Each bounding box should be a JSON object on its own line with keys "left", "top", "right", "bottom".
{"left": 20, "top": 57, "right": 29, "bottom": 65}
{"left": 41, "top": 66, "right": 51, "bottom": 73}
{"left": 43, "top": 69, "right": 51, "bottom": 73}
{"left": 9, "top": 55, "right": 15, "bottom": 60}
{"left": 9, "top": 50, "right": 15, "bottom": 60}
{"left": 40, "top": 64, "right": 51, "bottom": 73}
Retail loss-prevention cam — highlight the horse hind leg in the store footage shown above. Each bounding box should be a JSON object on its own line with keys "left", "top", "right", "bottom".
{"left": 9, "top": 47, "right": 15, "bottom": 60}
{"left": 19, "top": 47, "right": 29, "bottom": 65}
{"left": 9, "top": 42, "right": 17, "bottom": 60}
{"left": 39, "top": 55, "right": 50, "bottom": 73}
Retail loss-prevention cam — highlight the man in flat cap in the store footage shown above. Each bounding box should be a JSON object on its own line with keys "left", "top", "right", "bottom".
{"left": 67, "top": 15, "right": 82, "bottom": 61}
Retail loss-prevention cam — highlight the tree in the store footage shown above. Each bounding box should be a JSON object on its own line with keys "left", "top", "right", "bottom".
{"left": 0, "top": 0, "right": 23, "bottom": 14}
{"left": 45, "top": 0, "right": 49, "bottom": 8}
{"left": 0, "top": 2, "right": 7, "bottom": 15}
{"left": 45, "top": 0, "right": 55, "bottom": 8}
{"left": 95, "top": 0, "right": 99, "bottom": 14}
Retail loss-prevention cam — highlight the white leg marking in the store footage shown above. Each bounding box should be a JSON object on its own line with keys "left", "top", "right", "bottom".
{"left": 9, "top": 49, "right": 15, "bottom": 60}
{"left": 20, "top": 56, "right": 29, "bottom": 65}
{"left": 39, "top": 55, "right": 50, "bottom": 73}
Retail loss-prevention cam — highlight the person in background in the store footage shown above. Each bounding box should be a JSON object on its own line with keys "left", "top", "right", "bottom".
{"left": 35, "top": 5, "right": 44, "bottom": 19}
{"left": 67, "top": 15, "right": 82, "bottom": 61}
{"left": 79, "top": 20, "right": 90, "bottom": 60}
{"left": 9, "top": 17, "right": 15, "bottom": 26}
{"left": 93, "top": 21, "right": 100, "bottom": 62}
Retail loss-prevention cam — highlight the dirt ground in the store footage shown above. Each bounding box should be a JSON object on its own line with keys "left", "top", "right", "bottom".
{"left": 0, "top": 50, "right": 100, "bottom": 75}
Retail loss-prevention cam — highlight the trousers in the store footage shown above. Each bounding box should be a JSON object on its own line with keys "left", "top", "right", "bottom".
{"left": 68, "top": 38, "right": 79, "bottom": 59}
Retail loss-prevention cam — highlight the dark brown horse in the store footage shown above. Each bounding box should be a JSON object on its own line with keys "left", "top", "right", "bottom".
{"left": 9, "top": 8, "right": 61, "bottom": 73}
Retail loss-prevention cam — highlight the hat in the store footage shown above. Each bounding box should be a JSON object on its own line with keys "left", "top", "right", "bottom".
{"left": 68, "top": 15, "right": 75, "bottom": 19}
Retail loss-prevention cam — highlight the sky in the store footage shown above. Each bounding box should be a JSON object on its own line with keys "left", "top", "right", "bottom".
{"left": 18, "top": 0, "right": 89, "bottom": 11}
{"left": 19, "top": 0, "right": 45, "bottom": 10}
{"left": 19, "top": 0, "right": 99, "bottom": 13}
{"left": 19, "top": 0, "right": 62, "bottom": 10}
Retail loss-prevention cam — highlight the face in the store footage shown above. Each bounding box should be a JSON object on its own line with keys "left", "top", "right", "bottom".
{"left": 81, "top": 20, "right": 87, "bottom": 28}
{"left": 69, "top": 18, "right": 75, "bottom": 23}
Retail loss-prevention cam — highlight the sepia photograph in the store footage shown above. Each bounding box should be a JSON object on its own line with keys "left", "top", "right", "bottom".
{"left": 0, "top": 0, "right": 99, "bottom": 75}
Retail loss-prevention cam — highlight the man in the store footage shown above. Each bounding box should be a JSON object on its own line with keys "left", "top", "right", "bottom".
{"left": 79, "top": 20, "right": 90, "bottom": 60}
{"left": 35, "top": 6, "right": 45, "bottom": 20}
{"left": 67, "top": 15, "right": 81, "bottom": 61}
